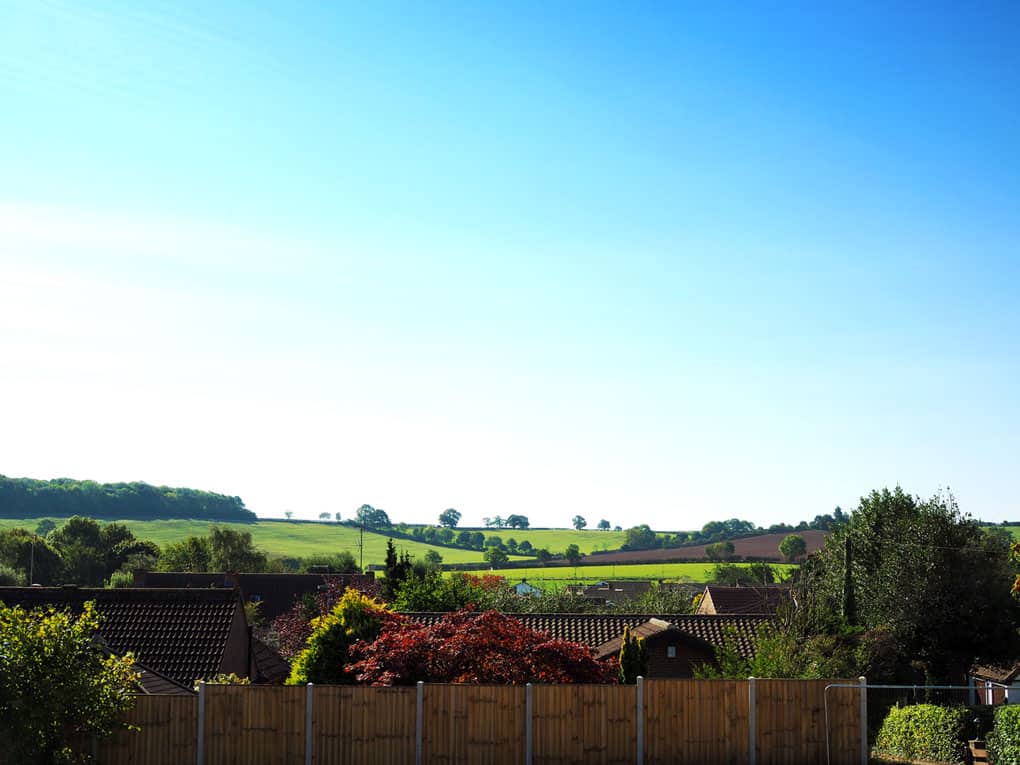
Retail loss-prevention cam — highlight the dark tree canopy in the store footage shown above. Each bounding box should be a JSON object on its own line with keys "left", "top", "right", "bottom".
{"left": 356, "top": 504, "right": 391, "bottom": 528}
{"left": 799, "top": 486, "right": 1020, "bottom": 680}
{"left": 438, "top": 508, "right": 461, "bottom": 528}
{"left": 0, "top": 475, "right": 255, "bottom": 522}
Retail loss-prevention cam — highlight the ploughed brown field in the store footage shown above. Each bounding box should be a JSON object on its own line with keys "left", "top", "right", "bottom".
{"left": 588, "top": 530, "right": 829, "bottom": 564}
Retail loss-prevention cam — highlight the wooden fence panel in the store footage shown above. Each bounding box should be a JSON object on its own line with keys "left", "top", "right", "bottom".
{"left": 645, "top": 679, "right": 749, "bottom": 765}
{"left": 421, "top": 684, "right": 525, "bottom": 765}
{"left": 532, "top": 684, "right": 636, "bottom": 765}
{"left": 205, "top": 685, "right": 305, "bottom": 765}
{"left": 313, "top": 685, "right": 416, "bottom": 765}
{"left": 97, "top": 695, "right": 198, "bottom": 765}
{"left": 755, "top": 679, "right": 861, "bottom": 765}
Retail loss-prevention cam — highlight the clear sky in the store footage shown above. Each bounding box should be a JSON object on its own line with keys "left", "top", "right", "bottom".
{"left": 1, "top": 1, "right": 1018, "bottom": 530}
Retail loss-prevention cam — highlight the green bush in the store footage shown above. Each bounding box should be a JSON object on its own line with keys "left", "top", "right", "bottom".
{"left": 872, "top": 704, "right": 970, "bottom": 764}
{"left": 989, "top": 704, "right": 1020, "bottom": 764}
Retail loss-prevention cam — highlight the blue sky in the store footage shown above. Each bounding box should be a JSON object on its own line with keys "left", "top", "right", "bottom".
{"left": 1, "top": 1, "right": 1017, "bottom": 529}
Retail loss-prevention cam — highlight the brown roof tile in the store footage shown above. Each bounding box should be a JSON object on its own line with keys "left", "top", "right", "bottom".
{"left": 697, "top": 585, "right": 789, "bottom": 615}
{"left": 0, "top": 586, "right": 242, "bottom": 686}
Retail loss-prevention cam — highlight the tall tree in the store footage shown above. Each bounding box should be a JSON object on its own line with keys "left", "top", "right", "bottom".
{"left": 356, "top": 504, "right": 391, "bottom": 528}
{"left": 779, "top": 534, "right": 807, "bottom": 562}
{"left": 438, "top": 508, "right": 462, "bottom": 528}
{"left": 799, "top": 487, "right": 1020, "bottom": 681}
{"left": 572, "top": 516, "right": 587, "bottom": 530}
{"left": 564, "top": 544, "right": 582, "bottom": 565}
{"left": 597, "top": 519, "right": 611, "bottom": 531}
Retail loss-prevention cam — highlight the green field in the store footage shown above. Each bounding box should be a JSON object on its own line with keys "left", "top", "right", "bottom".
{"left": 449, "top": 527, "right": 639, "bottom": 554}
{"left": 0, "top": 518, "right": 529, "bottom": 568}
{"left": 480, "top": 562, "right": 797, "bottom": 587}
{"left": 0, "top": 518, "right": 657, "bottom": 566}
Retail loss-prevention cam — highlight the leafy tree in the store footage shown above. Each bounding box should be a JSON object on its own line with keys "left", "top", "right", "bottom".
{"left": 437, "top": 528, "right": 454, "bottom": 544}
{"left": 318, "top": 512, "right": 331, "bottom": 520}
{"left": 484, "top": 547, "right": 509, "bottom": 566}
{"left": 438, "top": 508, "right": 462, "bottom": 528}
{"left": 623, "top": 524, "right": 658, "bottom": 550}
{"left": 633, "top": 583, "right": 694, "bottom": 613}
{"left": 505, "top": 514, "right": 530, "bottom": 529}
{"left": 300, "top": 552, "right": 359, "bottom": 573}
{"left": 0, "top": 563, "right": 25, "bottom": 585}
{"left": 564, "top": 544, "right": 582, "bottom": 565}
{"left": 393, "top": 570, "right": 478, "bottom": 611}
{"left": 0, "top": 601, "right": 139, "bottom": 763}
{"left": 504, "top": 538, "right": 518, "bottom": 554}
{"left": 704, "top": 541, "right": 735, "bottom": 561}
{"left": 208, "top": 525, "right": 268, "bottom": 572}
{"left": 284, "top": 510, "right": 294, "bottom": 519}
{"left": 0, "top": 528, "right": 63, "bottom": 585}
{"left": 35, "top": 519, "right": 57, "bottom": 537}
{"left": 158, "top": 535, "right": 212, "bottom": 572}
{"left": 710, "top": 562, "right": 775, "bottom": 586}
{"left": 779, "top": 534, "right": 807, "bottom": 562}
{"left": 286, "top": 590, "right": 393, "bottom": 685}
{"left": 456, "top": 530, "right": 474, "bottom": 547}
{"left": 0, "top": 474, "right": 255, "bottom": 522}
{"left": 346, "top": 609, "right": 615, "bottom": 685}
{"left": 535, "top": 548, "right": 552, "bottom": 564}
{"left": 597, "top": 519, "right": 611, "bottom": 531}
{"left": 334, "top": 512, "right": 342, "bottom": 522}
{"left": 423, "top": 549, "right": 443, "bottom": 568}
{"left": 468, "top": 531, "right": 485, "bottom": 549}
{"left": 484, "top": 535, "right": 504, "bottom": 549}
{"left": 572, "top": 515, "right": 587, "bottom": 530}
{"left": 799, "top": 486, "right": 1020, "bottom": 682}
{"left": 518, "top": 540, "right": 534, "bottom": 554}
{"left": 618, "top": 625, "right": 648, "bottom": 684}
{"left": 382, "top": 540, "right": 413, "bottom": 600}
{"left": 356, "top": 504, "right": 391, "bottom": 528}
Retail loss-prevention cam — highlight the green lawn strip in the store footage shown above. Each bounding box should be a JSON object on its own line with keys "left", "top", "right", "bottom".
{"left": 453, "top": 561, "right": 797, "bottom": 587}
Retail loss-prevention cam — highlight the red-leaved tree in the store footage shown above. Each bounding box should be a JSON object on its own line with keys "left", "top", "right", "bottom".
{"left": 267, "top": 577, "right": 382, "bottom": 659}
{"left": 346, "top": 609, "right": 616, "bottom": 685}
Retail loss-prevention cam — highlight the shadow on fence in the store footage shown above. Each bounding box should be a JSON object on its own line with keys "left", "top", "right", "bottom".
{"left": 95, "top": 678, "right": 864, "bottom": 765}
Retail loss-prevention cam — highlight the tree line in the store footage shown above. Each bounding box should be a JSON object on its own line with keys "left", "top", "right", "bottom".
{"left": 0, "top": 475, "right": 256, "bottom": 522}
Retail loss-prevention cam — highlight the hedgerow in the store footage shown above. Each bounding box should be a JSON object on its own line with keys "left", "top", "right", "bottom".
{"left": 872, "top": 704, "right": 969, "bottom": 764}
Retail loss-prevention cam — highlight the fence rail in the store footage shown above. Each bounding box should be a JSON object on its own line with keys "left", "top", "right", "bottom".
{"left": 94, "top": 679, "right": 864, "bottom": 765}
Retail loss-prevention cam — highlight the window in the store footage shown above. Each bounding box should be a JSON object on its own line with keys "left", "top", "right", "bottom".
{"left": 666, "top": 645, "right": 677, "bottom": 659}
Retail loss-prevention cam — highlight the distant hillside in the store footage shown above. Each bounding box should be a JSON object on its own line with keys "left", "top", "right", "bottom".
{"left": 0, "top": 475, "right": 256, "bottom": 522}
{"left": 587, "top": 530, "right": 829, "bottom": 564}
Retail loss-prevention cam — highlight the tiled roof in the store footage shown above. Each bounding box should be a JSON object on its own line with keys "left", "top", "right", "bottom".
{"left": 400, "top": 612, "right": 767, "bottom": 659}
{"left": 135, "top": 663, "right": 196, "bottom": 695}
{"left": 133, "top": 571, "right": 377, "bottom": 621}
{"left": 252, "top": 637, "right": 290, "bottom": 684}
{"left": 971, "top": 662, "right": 1020, "bottom": 684}
{"left": 0, "top": 587, "right": 242, "bottom": 686}
{"left": 697, "top": 585, "right": 789, "bottom": 615}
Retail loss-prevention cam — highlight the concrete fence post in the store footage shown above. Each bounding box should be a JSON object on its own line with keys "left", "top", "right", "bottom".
{"left": 197, "top": 681, "right": 206, "bottom": 765}
{"left": 525, "top": 683, "right": 533, "bottom": 765}
{"left": 636, "top": 676, "right": 644, "bottom": 765}
{"left": 416, "top": 681, "right": 424, "bottom": 765}
{"left": 305, "top": 683, "right": 314, "bottom": 765}
{"left": 969, "top": 675, "right": 977, "bottom": 707}
{"left": 748, "top": 677, "right": 757, "bottom": 765}
{"left": 859, "top": 676, "right": 868, "bottom": 765}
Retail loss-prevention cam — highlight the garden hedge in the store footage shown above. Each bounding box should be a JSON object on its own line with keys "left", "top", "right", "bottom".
{"left": 872, "top": 704, "right": 970, "bottom": 764}
{"left": 989, "top": 704, "right": 1020, "bottom": 764}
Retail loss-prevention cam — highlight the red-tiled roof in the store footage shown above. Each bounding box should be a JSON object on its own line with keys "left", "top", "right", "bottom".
{"left": 400, "top": 612, "right": 766, "bottom": 659}
{"left": 0, "top": 586, "right": 243, "bottom": 686}
{"left": 697, "top": 585, "right": 788, "bottom": 615}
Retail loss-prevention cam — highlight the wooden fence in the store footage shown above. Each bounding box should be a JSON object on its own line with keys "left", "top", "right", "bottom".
{"left": 94, "top": 679, "right": 864, "bottom": 765}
